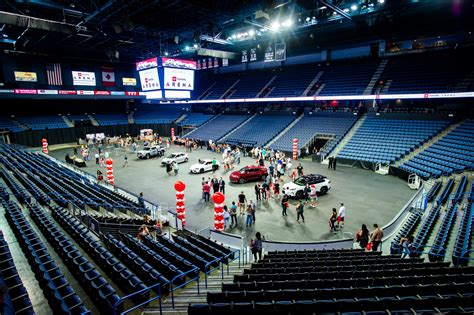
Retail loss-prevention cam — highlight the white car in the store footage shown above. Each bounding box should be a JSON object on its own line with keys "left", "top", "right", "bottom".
{"left": 161, "top": 152, "right": 189, "bottom": 165}
{"left": 283, "top": 174, "right": 331, "bottom": 199}
{"left": 137, "top": 146, "right": 165, "bottom": 159}
{"left": 189, "top": 159, "right": 220, "bottom": 174}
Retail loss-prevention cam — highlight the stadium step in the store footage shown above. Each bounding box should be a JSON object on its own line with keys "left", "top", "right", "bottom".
{"left": 128, "top": 111, "right": 135, "bottom": 124}
{"left": 363, "top": 59, "right": 388, "bottom": 95}
{"left": 88, "top": 114, "right": 100, "bottom": 126}
{"left": 397, "top": 119, "right": 466, "bottom": 166}
{"left": 61, "top": 115, "right": 74, "bottom": 127}
{"left": 174, "top": 113, "right": 187, "bottom": 124}
{"left": 303, "top": 71, "right": 324, "bottom": 96}
{"left": 218, "top": 113, "right": 257, "bottom": 143}
{"left": 266, "top": 112, "right": 305, "bottom": 147}
{"left": 323, "top": 113, "right": 367, "bottom": 161}
{"left": 379, "top": 79, "right": 393, "bottom": 94}
{"left": 256, "top": 75, "right": 278, "bottom": 98}
{"left": 313, "top": 83, "right": 325, "bottom": 96}
{"left": 220, "top": 79, "right": 240, "bottom": 99}
{"left": 199, "top": 82, "right": 216, "bottom": 100}
{"left": 184, "top": 113, "right": 222, "bottom": 138}
{"left": 145, "top": 261, "right": 245, "bottom": 314}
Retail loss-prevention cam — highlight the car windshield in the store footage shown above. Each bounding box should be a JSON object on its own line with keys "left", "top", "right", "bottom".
{"left": 294, "top": 177, "right": 308, "bottom": 186}
{"left": 239, "top": 168, "right": 247, "bottom": 173}
{"left": 143, "top": 147, "right": 150, "bottom": 151}
{"left": 167, "top": 154, "right": 175, "bottom": 158}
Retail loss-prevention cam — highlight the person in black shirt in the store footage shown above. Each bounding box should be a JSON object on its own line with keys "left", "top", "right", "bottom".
{"left": 255, "top": 184, "right": 261, "bottom": 201}
{"left": 297, "top": 163, "right": 304, "bottom": 177}
{"left": 211, "top": 176, "right": 219, "bottom": 194}
{"left": 328, "top": 156, "right": 333, "bottom": 169}
{"left": 219, "top": 177, "right": 226, "bottom": 194}
{"left": 238, "top": 192, "right": 247, "bottom": 215}
{"left": 333, "top": 156, "right": 337, "bottom": 170}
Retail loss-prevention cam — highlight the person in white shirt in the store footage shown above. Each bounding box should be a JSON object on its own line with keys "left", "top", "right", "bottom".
{"left": 337, "top": 203, "right": 346, "bottom": 228}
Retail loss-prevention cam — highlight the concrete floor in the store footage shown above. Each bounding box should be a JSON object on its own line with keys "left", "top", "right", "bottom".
{"left": 50, "top": 144, "right": 415, "bottom": 242}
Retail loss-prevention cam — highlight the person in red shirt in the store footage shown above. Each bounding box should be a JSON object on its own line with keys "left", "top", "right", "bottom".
{"left": 203, "top": 182, "right": 211, "bottom": 202}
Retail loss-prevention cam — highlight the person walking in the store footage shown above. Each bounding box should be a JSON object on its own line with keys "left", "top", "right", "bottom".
{"left": 400, "top": 235, "right": 415, "bottom": 258}
{"left": 249, "top": 200, "right": 256, "bottom": 223}
{"left": 255, "top": 184, "right": 261, "bottom": 201}
{"left": 281, "top": 194, "right": 289, "bottom": 216}
{"left": 332, "top": 156, "right": 337, "bottom": 170}
{"left": 246, "top": 204, "right": 253, "bottom": 227}
{"left": 297, "top": 163, "right": 304, "bottom": 177}
{"left": 370, "top": 224, "right": 384, "bottom": 251}
{"left": 211, "top": 176, "right": 219, "bottom": 194}
{"left": 296, "top": 201, "right": 305, "bottom": 223}
{"left": 219, "top": 177, "right": 226, "bottom": 194}
{"left": 211, "top": 157, "right": 218, "bottom": 173}
{"left": 250, "top": 232, "right": 263, "bottom": 261}
{"left": 123, "top": 155, "right": 129, "bottom": 167}
{"left": 95, "top": 152, "right": 100, "bottom": 165}
{"left": 238, "top": 192, "right": 247, "bottom": 215}
{"left": 230, "top": 202, "right": 238, "bottom": 227}
{"left": 166, "top": 162, "right": 172, "bottom": 175}
{"left": 309, "top": 184, "right": 318, "bottom": 208}
{"left": 337, "top": 203, "right": 346, "bottom": 229}
{"left": 203, "top": 181, "right": 211, "bottom": 202}
{"left": 223, "top": 206, "right": 230, "bottom": 229}
{"left": 356, "top": 224, "right": 370, "bottom": 250}
{"left": 173, "top": 161, "right": 179, "bottom": 175}
{"left": 329, "top": 208, "right": 338, "bottom": 233}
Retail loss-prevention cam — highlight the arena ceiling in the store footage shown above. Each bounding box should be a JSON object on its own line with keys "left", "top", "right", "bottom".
{"left": 0, "top": 0, "right": 472, "bottom": 63}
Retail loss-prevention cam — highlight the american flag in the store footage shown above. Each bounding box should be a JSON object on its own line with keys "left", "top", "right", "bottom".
{"left": 46, "top": 63, "right": 62, "bottom": 85}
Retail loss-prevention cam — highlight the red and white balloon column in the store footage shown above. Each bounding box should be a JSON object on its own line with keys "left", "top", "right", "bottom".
{"left": 171, "top": 128, "right": 175, "bottom": 142}
{"left": 292, "top": 138, "right": 298, "bottom": 160}
{"left": 105, "top": 158, "right": 114, "bottom": 186}
{"left": 212, "top": 192, "right": 225, "bottom": 231}
{"left": 174, "top": 181, "right": 186, "bottom": 228}
{"left": 41, "top": 138, "right": 49, "bottom": 154}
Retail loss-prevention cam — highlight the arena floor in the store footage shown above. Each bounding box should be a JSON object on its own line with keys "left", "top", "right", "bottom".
{"left": 50, "top": 144, "right": 415, "bottom": 243}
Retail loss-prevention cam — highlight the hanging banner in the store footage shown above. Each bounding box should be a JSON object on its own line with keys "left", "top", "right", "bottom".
{"left": 202, "top": 59, "right": 207, "bottom": 70}
{"left": 139, "top": 68, "right": 161, "bottom": 91}
{"left": 72, "top": 71, "right": 96, "bottom": 86}
{"left": 122, "top": 78, "right": 137, "bottom": 86}
{"left": 136, "top": 57, "right": 158, "bottom": 71}
{"left": 241, "top": 50, "right": 248, "bottom": 63}
{"left": 14, "top": 71, "right": 37, "bottom": 82}
{"left": 264, "top": 45, "right": 274, "bottom": 62}
{"left": 213, "top": 57, "right": 219, "bottom": 68}
{"left": 250, "top": 48, "right": 257, "bottom": 61}
{"left": 197, "top": 60, "right": 201, "bottom": 70}
{"left": 275, "top": 43, "right": 286, "bottom": 61}
{"left": 222, "top": 58, "right": 228, "bottom": 67}
{"left": 161, "top": 57, "right": 197, "bottom": 70}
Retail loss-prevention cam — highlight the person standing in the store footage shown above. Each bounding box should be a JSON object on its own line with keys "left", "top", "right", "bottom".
{"left": 370, "top": 224, "right": 384, "bottom": 252}
{"left": 356, "top": 224, "right": 370, "bottom": 250}
{"left": 173, "top": 161, "right": 179, "bottom": 175}
{"left": 211, "top": 176, "right": 219, "bottom": 194}
{"left": 296, "top": 201, "right": 305, "bottom": 223}
{"left": 337, "top": 203, "right": 346, "bottom": 228}
{"left": 238, "top": 192, "right": 247, "bottom": 215}
{"left": 166, "top": 162, "right": 172, "bottom": 175}
{"left": 255, "top": 184, "right": 261, "bottom": 201}
{"left": 249, "top": 200, "right": 256, "bottom": 223}
{"left": 223, "top": 206, "right": 230, "bottom": 229}
{"left": 203, "top": 181, "right": 211, "bottom": 202}
{"left": 309, "top": 185, "right": 318, "bottom": 208}
{"left": 219, "top": 177, "right": 226, "bottom": 194}
{"left": 230, "top": 202, "right": 238, "bottom": 227}
{"left": 246, "top": 204, "right": 253, "bottom": 227}
{"left": 328, "top": 156, "right": 333, "bottom": 169}
{"left": 138, "top": 192, "right": 146, "bottom": 214}
{"left": 281, "top": 194, "right": 289, "bottom": 216}
{"left": 303, "top": 183, "right": 311, "bottom": 202}
{"left": 269, "top": 164, "right": 274, "bottom": 177}
{"left": 95, "top": 152, "right": 100, "bottom": 165}
{"left": 250, "top": 232, "right": 263, "bottom": 261}
{"left": 329, "top": 208, "right": 337, "bottom": 233}
{"left": 333, "top": 156, "right": 337, "bottom": 170}
{"left": 297, "top": 163, "right": 304, "bottom": 177}
{"left": 123, "top": 155, "right": 129, "bottom": 167}
{"left": 400, "top": 235, "right": 414, "bottom": 258}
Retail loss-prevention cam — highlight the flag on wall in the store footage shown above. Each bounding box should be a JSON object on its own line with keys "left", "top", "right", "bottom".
{"left": 101, "top": 67, "right": 115, "bottom": 86}
{"left": 46, "top": 63, "right": 62, "bottom": 85}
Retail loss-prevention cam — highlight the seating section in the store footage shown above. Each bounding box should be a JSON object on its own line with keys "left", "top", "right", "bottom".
{"left": 268, "top": 65, "right": 319, "bottom": 97}
{"left": 427, "top": 181, "right": 442, "bottom": 202}
{"left": 2, "top": 194, "right": 91, "bottom": 315}
{"left": 179, "top": 113, "right": 215, "bottom": 127}
{"left": 224, "top": 114, "right": 295, "bottom": 147}
{"left": 17, "top": 115, "right": 68, "bottom": 130}
{"left": 269, "top": 113, "right": 357, "bottom": 154}
{"left": 0, "top": 117, "right": 23, "bottom": 132}
{"left": 338, "top": 116, "right": 449, "bottom": 164}
{"left": 390, "top": 209, "right": 422, "bottom": 255}
{"left": 189, "top": 249, "right": 474, "bottom": 314}
{"left": 399, "top": 119, "right": 474, "bottom": 178}
{"left": 452, "top": 182, "right": 474, "bottom": 266}
{"left": 28, "top": 203, "right": 123, "bottom": 313}
{"left": 186, "top": 114, "right": 250, "bottom": 141}
{"left": 202, "top": 75, "right": 237, "bottom": 100}
{"left": 229, "top": 72, "right": 273, "bottom": 99}
{"left": 94, "top": 113, "right": 129, "bottom": 125}
{"left": 0, "top": 230, "right": 34, "bottom": 315}
{"left": 317, "top": 60, "right": 378, "bottom": 96}
{"left": 134, "top": 107, "right": 182, "bottom": 124}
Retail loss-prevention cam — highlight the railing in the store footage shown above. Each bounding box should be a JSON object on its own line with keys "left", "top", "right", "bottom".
{"left": 204, "top": 257, "right": 222, "bottom": 288}
{"left": 112, "top": 282, "right": 162, "bottom": 315}
{"left": 170, "top": 267, "right": 200, "bottom": 308}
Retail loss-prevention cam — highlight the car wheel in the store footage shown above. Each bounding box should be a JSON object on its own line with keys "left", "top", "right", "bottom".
{"left": 200, "top": 168, "right": 204, "bottom": 173}
{"left": 320, "top": 186, "right": 328, "bottom": 195}
{"left": 185, "top": 158, "right": 188, "bottom": 162}
{"left": 296, "top": 190, "right": 304, "bottom": 199}
{"left": 239, "top": 178, "right": 245, "bottom": 184}
{"left": 146, "top": 154, "right": 150, "bottom": 159}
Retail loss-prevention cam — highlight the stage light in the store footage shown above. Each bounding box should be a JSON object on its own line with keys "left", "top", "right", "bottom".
{"left": 351, "top": 4, "right": 358, "bottom": 11}
{"left": 270, "top": 21, "right": 280, "bottom": 31}
{"left": 231, "top": 34, "right": 237, "bottom": 39}
{"left": 164, "top": 51, "right": 169, "bottom": 56}
{"left": 306, "top": 17, "right": 311, "bottom": 22}
{"left": 378, "top": 0, "right": 385, "bottom": 3}
{"left": 343, "top": 8, "right": 350, "bottom": 13}
{"left": 193, "top": 43, "right": 198, "bottom": 49}
{"left": 248, "top": 29, "right": 255, "bottom": 36}
{"left": 185, "top": 45, "right": 190, "bottom": 51}
{"left": 283, "top": 19, "right": 293, "bottom": 27}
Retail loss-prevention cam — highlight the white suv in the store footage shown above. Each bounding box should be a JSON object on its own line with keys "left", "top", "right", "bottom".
{"left": 137, "top": 146, "right": 165, "bottom": 159}
{"left": 283, "top": 174, "right": 331, "bottom": 199}
{"left": 161, "top": 152, "right": 189, "bottom": 165}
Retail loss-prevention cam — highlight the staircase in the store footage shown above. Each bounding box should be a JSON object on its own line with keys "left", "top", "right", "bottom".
{"left": 379, "top": 79, "right": 393, "bottom": 94}
{"left": 396, "top": 120, "right": 465, "bottom": 166}
{"left": 363, "top": 60, "right": 388, "bottom": 95}
{"left": 313, "top": 83, "right": 326, "bottom": 96}
{"left": 266, "top": 113, "right": 305, "bottom": 147}
{"left": 303, "top": 71, "right": 324, "bottom": 96}
{"left": 322, "top": 114, "right": 367, "bottom": 163}
{"left": 144, "top": 261, "right": 244, "bottom": 314}
{"left": 220, "top": 79, "right": 240, "bottom": 99}
{"left": 88, "top": 115, "right": 99, "bottom": 126}
{"left": 62, "top": 115, "right": 74, "bottom": 127}
{"left": 174, "top": 114, "right": 187, "bottom": 124}
{"left": 218, "top": 113, "right": 257, "bottom": 143}
{"left": 256, "top": 75, "right": 277, "bottom": 98}
{"left": 128, "top": 111, "right": 135, "bottom": 124}
{"left": 199, "top": 82, "right": 216, "bottom": 100}
{"left": 184, "top": 114, "right": 222, "bottom": 138}
{"left": 454, "top": 70, "right": 474, "bottom": 92}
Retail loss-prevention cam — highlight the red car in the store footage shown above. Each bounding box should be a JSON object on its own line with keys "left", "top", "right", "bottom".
{"left": 229, "top": 165, "right": 268, "bottom": 184}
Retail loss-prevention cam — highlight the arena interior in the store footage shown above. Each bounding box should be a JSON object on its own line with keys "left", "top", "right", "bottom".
{"left": 0, "top": 1, "right": 473, "bottom": 314}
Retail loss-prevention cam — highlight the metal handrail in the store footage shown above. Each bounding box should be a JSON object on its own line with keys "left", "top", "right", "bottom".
{"left": 112, "top": 281, "right": 162, "bottom": 315}
{"left": 204, "top": 256, "right": 222, "bottom": 288}
{"left": 223, "top": 248, "right": 241, "bottom": 276}
{"left": 170, "top": 266, "right": 200, "bottom": 308}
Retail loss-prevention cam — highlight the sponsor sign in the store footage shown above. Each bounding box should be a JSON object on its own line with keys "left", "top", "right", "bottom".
{"left": 139, "top": 68, "right": 161, "bottom": 91}
{"left": 94, "top": 90, "right": 111, "bottom": 95}
{"left": 163, "top": 68, "right": 194, "bottom": 90}
{"left": 0, "top": 89, "right": 14, "bottom": 93}
{"left": 164, "top": 90, "right": 191, "bottom": 99}
{"left": 77, "top": 90, "right": 94, "bottom": 95}
{"left": 72, "top": 71, "right": 96, "bottom": 86}
{"left": 14, "top": 71, "right": 37, "bottom": 82}
{"left": 125, "top": 91, "right": 140, "bottom": 96}
{"left": 145, "top": 90, "right": 163, "bottom": 99}
{"left": 14, "top": 89, "right": 37, "bottom": 94}
{"left": 110, "top": 91, "right": 125, "bottom": 96}
{"left": 38, "top": 89, "right": 58, "bottom": 95}
{"left": 122, "top": 77, "right": 137, "bottom": 86}
{"left": 58, "top": 90, "right": 77, "bottom": 95}
{"left": 222, "top": 58, "right": 228, "bottom": 67}
{"left": 161, "top": 57, "right": 197, "bottom": 70}
{"left": 136, "top": 57, "right": 158, "bottom": 71}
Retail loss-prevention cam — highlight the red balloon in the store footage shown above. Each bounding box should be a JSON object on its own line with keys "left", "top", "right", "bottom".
{"left": 175, "top": 193, "right": 185, "bottom": 200}
{"left": 212, "top": 192, "right": 225, "bottom": 204}
{"left": 176, "top": 201, "right": 184, "bottom": 207}
{"left": 174, "top": 181, "right": 186, "bottom": 192}
{"left": 105, "top": 158, "right": 113, "bottom": 165}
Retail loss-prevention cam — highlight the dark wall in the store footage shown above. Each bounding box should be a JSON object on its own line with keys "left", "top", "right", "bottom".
{"left": 10, "top": 124, "right": 174, "bottom": 147}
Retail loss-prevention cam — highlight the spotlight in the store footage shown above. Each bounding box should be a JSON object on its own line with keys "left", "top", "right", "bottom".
{"left": 305, "top": 17, "right": 311, "bottom": 22}
{"left": 164, "top": 51, "right": 169, "bottom": 56}
{"left": 270, "top": 21, "right": 280, "bottom": 31}
{"left": 343, "top": 8, "right": 350, "bottom": 13}
{"left": 351, "top": 4, "right": 358, "bottom": 10}
{"left": 284, "top": 19, "right": 293, "bottom": 27}
{"left": 231, "top": 34, "right": 237, "bottom": 39}
{"left": 378, "top": 0, "right": 385, "bottom": 3}
{"left": 248, "top": 29, "right": 255, "bottom": 36}
{"left": 193, "top": 43, "right": 198, "bottom": 49}
{"left": 185, "top": 45, "right": 190, "bottom": 51}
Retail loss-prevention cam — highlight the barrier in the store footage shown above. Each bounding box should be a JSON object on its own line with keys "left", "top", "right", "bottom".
{"left": 170, "top": 267, "right": 200, "bottom": 308}
{"left": 112, "top": 282, "right": 162, "bottom": 315}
